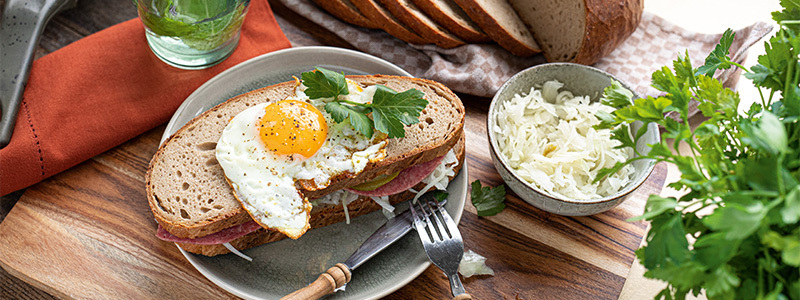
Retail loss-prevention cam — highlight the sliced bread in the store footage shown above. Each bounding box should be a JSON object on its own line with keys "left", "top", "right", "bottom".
{"left": 379, "top": 0, "right": 466, "bottom": 49}
{"left": 412, "top": 0, "right": 491, "bottom": 43}
{"left": 350, "top": 0, "right": 429, "bottom": 45}
{"left": 146, "top": 75, "right": 465, "bottom": 239}
{"left": 451, "top": 0, "right": 541, "bottom": 56}
{"left": 509, "top": 0, "right": 643, "bottom": 64}
{"left": 179, "top": 134, "right": 465, "bottom": 256}
{"left": 312, "top": 0, "right": 379, "bottom": 29}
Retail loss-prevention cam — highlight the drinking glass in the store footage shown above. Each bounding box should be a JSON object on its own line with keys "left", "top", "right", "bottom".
{"left": 136, "top": 0, "right": 250, "bottom": 69}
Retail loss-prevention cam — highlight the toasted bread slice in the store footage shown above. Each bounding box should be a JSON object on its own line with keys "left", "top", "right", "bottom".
{"left": 412, "top": 0, "right": 491, "bottom": 43}
{"left": 311, "top": 0, "right": 379, "bottom": 29}
{"left": 451, "top": 0, "right": 541, "bottom": 56}
{"left": 146, "top": 75, "right": 465, "bottom": 240}
{"left": 179, "top": 135, "right": 465, "bottom": 256}
{"left": 379, "top": 0, "right": 466, "bottom": 49}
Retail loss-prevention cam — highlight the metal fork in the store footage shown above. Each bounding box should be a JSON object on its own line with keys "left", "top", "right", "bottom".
{"left": 409, "top": 195, "right": 472, "bottom": 300}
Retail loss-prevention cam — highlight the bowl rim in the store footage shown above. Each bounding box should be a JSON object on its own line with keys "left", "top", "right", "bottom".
{"left": 486, "top": 62, "right": 658, "bottom": 205}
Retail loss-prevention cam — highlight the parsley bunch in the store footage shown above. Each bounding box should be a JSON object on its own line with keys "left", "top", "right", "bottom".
{"left": 596, "top": 2, "right": 800, "bottom": 299}
{"left": 300, "top": 67, "right": 428, "bottom": 138}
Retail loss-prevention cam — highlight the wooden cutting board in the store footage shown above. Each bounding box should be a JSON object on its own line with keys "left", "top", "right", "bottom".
{"left": 0, "top": 96, "right": 668, "bottom": 299}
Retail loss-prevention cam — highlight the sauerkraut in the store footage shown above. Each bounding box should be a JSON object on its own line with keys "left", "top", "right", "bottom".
{"left": 493, "top": 80, "right": 634, "bottom": 200}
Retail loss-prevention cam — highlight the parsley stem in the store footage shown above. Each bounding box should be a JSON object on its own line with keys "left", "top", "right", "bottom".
{"left": 335, "top": 99, "right": 372, "bottom": 107}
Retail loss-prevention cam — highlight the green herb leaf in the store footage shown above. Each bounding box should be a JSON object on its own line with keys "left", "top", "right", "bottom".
{"left": 642, "top": 213, "right": 690, "bottom": 269}
{"left": 306, "top": 68, "right": 429, "bottom": 138}
{"left": 302, "top": 67, "right": 349, "bottom": 99}
{"left": 324, "top": 102, "right": 374, "bottom": 138}
{"left": 782, "top": 186, "right": 800, "bottom": 224}
{"left": 702, "top": 201, "right": 767, "bottom": 240}
{"left": 628, "top": 195, "right": 678, "bottom": 222}
{"left": 601, "top": 80, "right": 635, "bottom": 108}
{"left": 433, "top": 190, "right": 449, "bottom": 202}
{"left": 696, "top": 29, "right": 736, "bottom": 77}
{"left": 371, "top": 85, "right": 428, "bottom": 138}
{"left": 470, "top": 180, "right": 506, "bottom": 217}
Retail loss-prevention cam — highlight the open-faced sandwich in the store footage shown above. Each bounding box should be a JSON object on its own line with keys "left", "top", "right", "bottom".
{"left": 145, "top": 68, "right": 465, "bottom": 256}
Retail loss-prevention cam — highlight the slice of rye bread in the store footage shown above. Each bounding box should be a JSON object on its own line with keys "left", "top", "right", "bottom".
{"left": 311, "top": 0, "right": 379, "bottom": 29}
{"left": 509, "top": 0, "right": 642, "bottom": 65}
{"left": 411, "top": 0, "right": 491, "bottom": 43}
{"left": 179, "top": 135, "right": 465, "bottom": 256}
{"left": 146, "top": 75, "right": 465, "bottom": 240}
{"left": 350, "top": 0, "right": 428, "bottom": 45}
{"left": 379, "top": 0, "right": 465, "bottom": 49}
{"left": 451, "top": 0, "right": 541, "bottom": 56}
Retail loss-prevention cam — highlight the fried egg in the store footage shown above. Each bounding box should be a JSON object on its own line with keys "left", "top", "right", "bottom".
{"left": 215, "top": 80, "right": 387, "bottom": 239}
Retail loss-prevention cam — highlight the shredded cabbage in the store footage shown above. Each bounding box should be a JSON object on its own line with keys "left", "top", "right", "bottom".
{"left": 458, "top": 249, "right": 494, "bottom": 277}
{"left": 412, "top": 149, "right": 458, "bottom": 202}
{"left": 315, "top": 190, "right": 359, "bottom": 224}
{"left": 493, "top": 80, "right": 634, "bottom": 200}
{"left": 370, "top": 196, "right": 396, "bottom": 219}
{"left": 222, "top": 243, "right": 253, "bottom": 262}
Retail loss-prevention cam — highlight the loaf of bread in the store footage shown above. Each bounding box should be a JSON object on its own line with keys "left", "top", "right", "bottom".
{"left": 146, "top": 75, "right": 466, "bottom": 245}
{"left": 313, "top": 0, "right": 643, "bottom": 62}
{"left": 509, "top": 0, "right": 643, "bottom": 64}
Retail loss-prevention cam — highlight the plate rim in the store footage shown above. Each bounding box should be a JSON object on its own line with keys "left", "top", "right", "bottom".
{"left": 161, "top": 46, "right": 467, "bottom": 300}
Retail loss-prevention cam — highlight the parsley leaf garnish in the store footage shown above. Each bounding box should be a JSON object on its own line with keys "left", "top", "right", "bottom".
{"left": 301, "top": 67, "right": 428, "bottom": 138}
{"left": 432, "top": 190, "right": 449, "bottom": 202}
{"left": 371, "top": 86, "right": 427, "bottom": 138}
{"left": 470, "top": 180, "right": 506, "bottom": 216}
{"left": 301, "top": 67, "right": 349, "bottom": 99}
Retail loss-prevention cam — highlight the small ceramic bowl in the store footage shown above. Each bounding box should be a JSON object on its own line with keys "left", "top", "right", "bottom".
{"left": 487, "top": 63, "right": 659, "bottom": 216}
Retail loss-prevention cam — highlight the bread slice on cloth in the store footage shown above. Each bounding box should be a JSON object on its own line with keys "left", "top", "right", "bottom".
{"left": 412, "top": 0, "right": 490, "bottom": 43}
{"left": 509, "top": 0, "right": 643, "bottom": 64}
{"left": 312, "top": 0, "right": 379, "bottom": 29}
{"left": 451, "top": 0, "right": 541, "bottom": 56}
{"left": 146, "top": 75, "right": 465, "bottom": 252}
{"left": 350, "top": 0, "right": 429, "bottom": 44}
{"left": 379, "top": 0, "right": 466, "bottom": 49}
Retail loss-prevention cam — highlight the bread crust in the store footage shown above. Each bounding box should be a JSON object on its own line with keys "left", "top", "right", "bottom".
{"left": 350, "top": 0, "right": 428, "bottom": 45}
{"left": 379, "top": 0, "right": 466, "bottom": 49}
{"left": 569, "top": 0, "right": 642, "bottom": 65}
{"left": 451, "top": 0, "right": 541, "bottom": 56}
{"left": 146, "top": 75, "right": 465, "bottom": 240}
{"left": 312, "top": 0, "right": 379, "bottom": 29}
{"left": 411, "top": 0, "right": 491, "bottom": 43}
{"left": 179, "top": 135, "right": 465, "bottom": 256}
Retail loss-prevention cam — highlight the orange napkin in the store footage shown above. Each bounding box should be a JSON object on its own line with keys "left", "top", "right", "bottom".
{"left": 0, "top": 0, "right": 291, "bottom": 195}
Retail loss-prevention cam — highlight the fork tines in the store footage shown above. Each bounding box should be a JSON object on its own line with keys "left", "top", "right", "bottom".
{"left": 408, "top": 196, "right": 462, "bottom": 245}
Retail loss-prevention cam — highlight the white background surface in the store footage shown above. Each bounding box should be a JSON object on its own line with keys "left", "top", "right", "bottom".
{"left": 620, "top": 1, "right": 782, "bottom": 299}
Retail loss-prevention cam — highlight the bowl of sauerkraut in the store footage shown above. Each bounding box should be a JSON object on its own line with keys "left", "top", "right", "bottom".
{"left": 487, "top": 63, "right": 658, "bottom": 216}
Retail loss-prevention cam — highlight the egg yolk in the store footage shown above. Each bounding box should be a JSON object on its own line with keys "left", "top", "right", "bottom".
{"left": 258, "top": 100, "right": 327, "bottom": 159}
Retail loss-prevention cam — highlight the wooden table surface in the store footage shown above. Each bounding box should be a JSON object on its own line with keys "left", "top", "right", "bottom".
{"left": 0, "top": 0, "right": 668, "bottom": 299}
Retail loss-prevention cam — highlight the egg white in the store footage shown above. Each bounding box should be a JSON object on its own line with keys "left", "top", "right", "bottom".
{"left": 215, "top": 81, "right": 387, "bottom": 239}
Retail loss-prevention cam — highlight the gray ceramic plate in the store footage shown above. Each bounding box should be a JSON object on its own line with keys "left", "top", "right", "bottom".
{"left": 160, "top": 46, "right": 468, "bottom": 300}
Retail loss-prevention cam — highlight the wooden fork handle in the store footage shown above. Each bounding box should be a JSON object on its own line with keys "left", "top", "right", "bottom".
{"left": 454, "top": 293, "right": 473, "bottom": 300}
{"left": 281, "top": 263, "right": 351, "bottom": 300}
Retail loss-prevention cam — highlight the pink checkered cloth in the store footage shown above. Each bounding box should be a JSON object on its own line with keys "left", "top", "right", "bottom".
{"left": 279, "top": 0, "right": 772, "bottom": 99}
